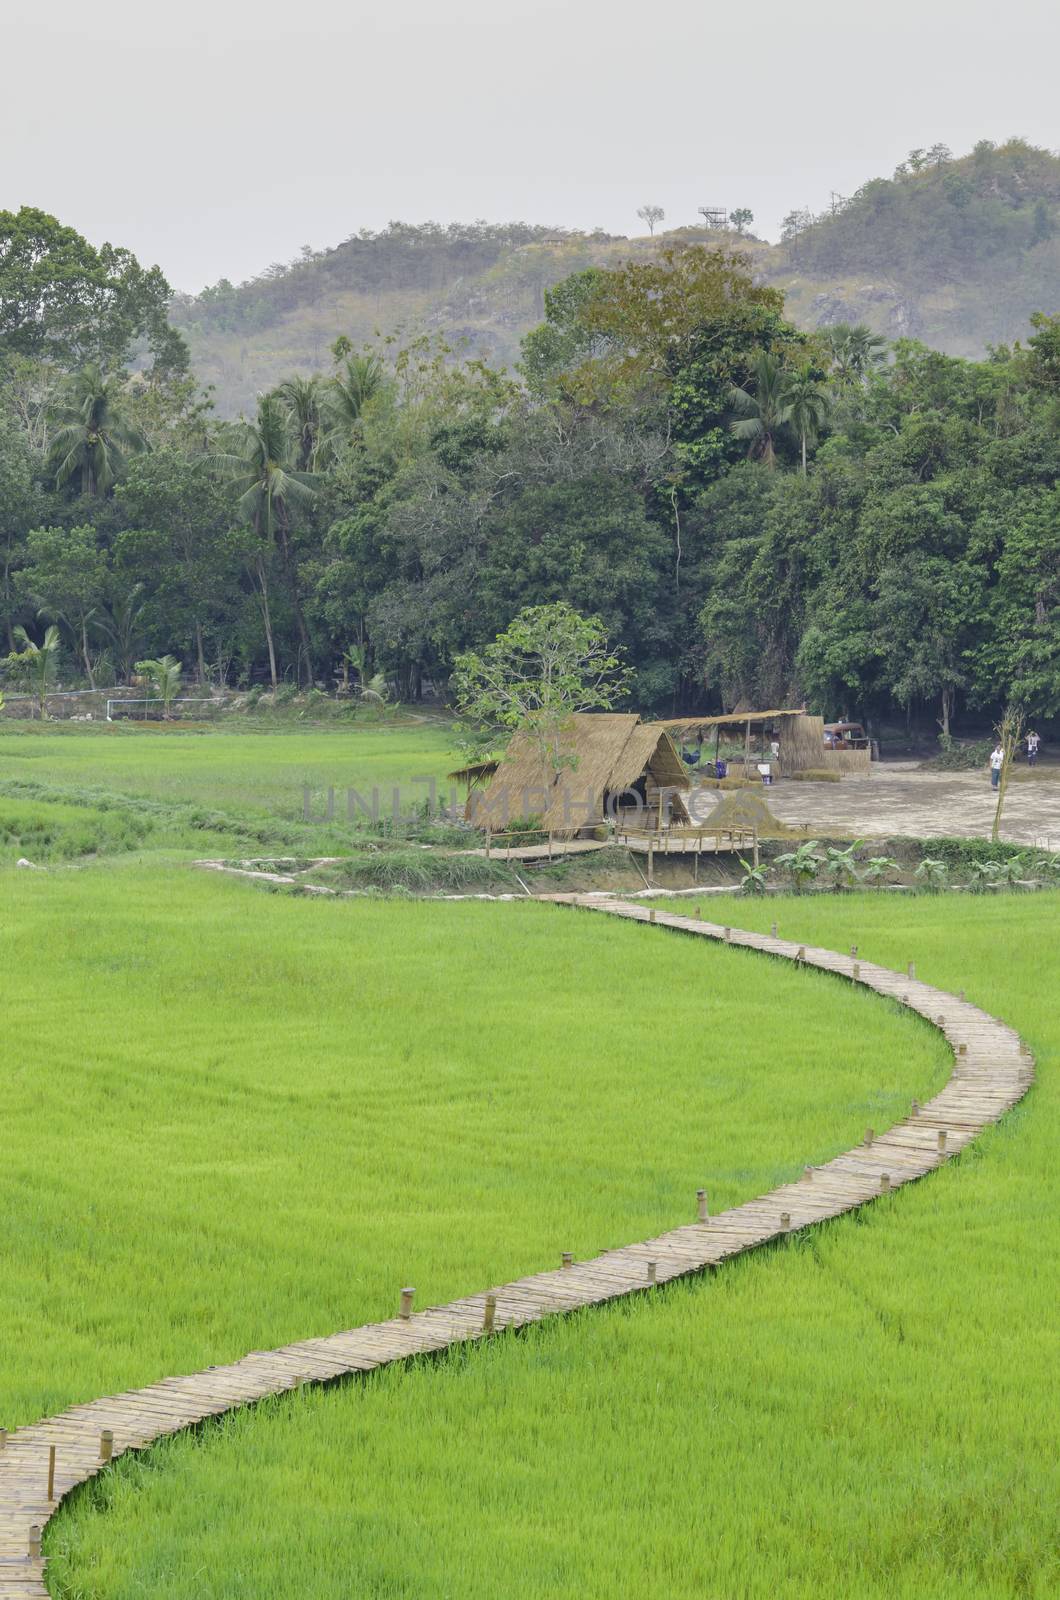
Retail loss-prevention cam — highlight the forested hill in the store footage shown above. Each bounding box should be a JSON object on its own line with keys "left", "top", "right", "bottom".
{"left": 173, "top": 140, "right": 1060, "bottom": 416}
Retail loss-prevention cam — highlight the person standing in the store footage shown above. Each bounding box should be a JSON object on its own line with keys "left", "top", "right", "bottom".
{"left": 1026, "top": 729, "right": 1041, "bottom": 767}
{"left": 990, "top": 743, "right": 1004, "bottom": 789}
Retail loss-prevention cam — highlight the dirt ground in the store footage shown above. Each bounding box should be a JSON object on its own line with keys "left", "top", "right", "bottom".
{"left": 734, "top": 761, "right": 1060, "bottom": 849}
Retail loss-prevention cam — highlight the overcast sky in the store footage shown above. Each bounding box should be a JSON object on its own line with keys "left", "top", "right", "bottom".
{"left": 3, "top": 0, "right": 1057, "bottom": 294}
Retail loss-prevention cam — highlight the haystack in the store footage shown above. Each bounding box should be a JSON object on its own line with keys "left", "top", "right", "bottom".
{"left": 468, "top": 713, "right": 690, "bottom": 836}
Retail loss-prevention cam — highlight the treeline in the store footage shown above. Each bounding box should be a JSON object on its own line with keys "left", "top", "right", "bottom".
{"left": 782, "top": 139, "right": 1059, "bottom": 286}
{"left": 172, "top": 222, "right": 616, "bottom": 340}
{"left": 1, "top": 209, "right": 1058, "bottom": 732}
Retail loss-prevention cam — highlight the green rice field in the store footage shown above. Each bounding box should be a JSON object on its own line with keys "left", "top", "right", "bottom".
{"left": 2, "top": 724, "right": 1056, "bottom": 1598}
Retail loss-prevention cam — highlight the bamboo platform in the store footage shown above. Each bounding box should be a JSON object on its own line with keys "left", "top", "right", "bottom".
{"left": 0, "top": 901, "right": 1034, "bottom": 1595}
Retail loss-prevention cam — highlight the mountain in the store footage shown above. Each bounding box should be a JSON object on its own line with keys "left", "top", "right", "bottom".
{"left": 172, "top": 140, "right": 1060, "bottom": 416}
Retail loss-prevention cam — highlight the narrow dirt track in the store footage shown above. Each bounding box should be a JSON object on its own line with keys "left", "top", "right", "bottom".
{"left": 0, "top": 897, "right": 1034, "bottom": 1596}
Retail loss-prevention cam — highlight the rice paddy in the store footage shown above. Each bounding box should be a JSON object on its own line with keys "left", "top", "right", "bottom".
{"left": 3, "top": 723, "right": 1055, "bottom": 1598}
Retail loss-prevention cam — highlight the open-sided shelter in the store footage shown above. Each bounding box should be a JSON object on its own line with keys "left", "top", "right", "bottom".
{"left": 467, "top": 713, "right": 691, "bottom": 836}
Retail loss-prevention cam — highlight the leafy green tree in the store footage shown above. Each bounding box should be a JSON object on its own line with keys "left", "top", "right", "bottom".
{"left": 48, "top": 364, "right": 148, "bottom": 496}
{"left": 0, "top": 422, "right": 36, "bottom": 650}
{"left": 17, "top": 525, "right": 108, "bottom": 686}
{"left": 453, "top": 602, "right": 630, "bottom": 776}
{"left": 0, "top": 206, "right": 182, "bottom": 371}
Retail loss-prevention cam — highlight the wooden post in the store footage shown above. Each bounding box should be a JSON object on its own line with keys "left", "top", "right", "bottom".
{"left": 850, "top": 944, "right": 858, "bottom": 957}
{"left": 399, "top": 1286, "right": 415, "bottom": 1320}
{"left": 723, "top": 925, "right": 731, "bottom": 941}
{"left": 937, "top": 1130, "right": 947, "bottom": 1151}
{"left": 100, "top": 1429, "right": 114, "bottom": 1464}
{"left": 901, "top": 993, "right": 909, "bottom": 1005}
{"left": 647, "top": 841, "right": 654, "bottom": 884}
{"left": 1019, "top": 1040, "right": 1029, "bottom": 1056}
{"left": 646, "top": 1261, "right": 657, "bottom": 1283}
{"left": 911, "top": 1099, "right": 920, "bottom": 1115}
{"left": 958, "top": 1043, "right": 967, "bottom": 1056}
{"left": 693, "top": 845, "right": 699, "bottom": 883}
{"left": 548, "top": 832, "right": 553, "bottom": 862}
{"left": 907, "top": 961, "right": 916, "bottom": 979}
{"left": 864, "top": 1127, "right": 874, "bottom": 1146}
{"left": 753, "top": 826, "right": 760, "bottom": 870}
{"left": 696, "top": 1189, "right": 709, "bottom": 1222}
{"left": 880, "top": 1173, "right": 891, "bottom": 1193}
{"left": 649, "top": 907, "right": 656, "bottom": 923}
{"left": 803, "top": 1166, "right": 813, "bottom": 1182}
{"left": 770, "top": 921, "right": 778, "bottom": 938}
{"left": 47, "top": 1444, "right": 56, "bottom": 1501}
{"left": 958, "top": 989, "right": 965, "bottom": 1002}
{"left": 853, "top": 963, "right": 860, "bottom": 981}
{"left": 743, "top": 717, "right": 751, "bottom": 776}
{"left": 697, "top": 904, "right": 704, "bottom": 920}
{"left": 561, "top": 1252, "right": 573, "bottom": 1269}
{"left": 780, "top": 1212, "right": 791, "bottom": 1230}
{"left": 28, "top": 1526, "right": 41, "bottom": 1560}
{"left": 483, "top": 1293, "right": 496, "bottom": 1333}
{"left": 796, "top": 946, "right": 805, "bottom": 962}
{"left": 485, "top": 829, "right": 491, "bottom": 859}
{"left": 0, "top": 1428, "right": 6, "bottom": 1452}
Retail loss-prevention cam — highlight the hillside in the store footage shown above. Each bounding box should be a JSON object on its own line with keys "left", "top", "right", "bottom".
{"left": 173, "top": 140, "right": 1060, "bottom": 415}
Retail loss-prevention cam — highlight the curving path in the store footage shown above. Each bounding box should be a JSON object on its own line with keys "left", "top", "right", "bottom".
{"left": 0, "top": 897, "right": 1035, "bottom": 1596}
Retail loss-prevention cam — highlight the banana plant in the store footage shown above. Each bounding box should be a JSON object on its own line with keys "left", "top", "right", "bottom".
{"left": 822, "top": 841, "right": 863, "bottom": 891}
{"left": 862, "top": 855, "right": 900, "bottom": 889}
{"left": 774, "top": 840, "right": 822, "bottom": 893}
{"left": 738, "top": 856, "right": 768, "bottom": 895}
{"left": 914, "top": 858, "right": 949, "bottom": 892}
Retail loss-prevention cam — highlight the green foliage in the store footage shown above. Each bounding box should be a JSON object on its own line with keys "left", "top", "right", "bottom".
{"left": 913, "top": 857, "right": 949, "bottom": 892}
{"left": 773, "top": 840, "right": 823, "bottom": 891}
{"left": 453, "top": 602, "right": 630, "bottom": 771}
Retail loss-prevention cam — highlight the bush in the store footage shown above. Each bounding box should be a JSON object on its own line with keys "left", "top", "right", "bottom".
{"left": 928, "top": 738, "right": 993, "bottom": 771}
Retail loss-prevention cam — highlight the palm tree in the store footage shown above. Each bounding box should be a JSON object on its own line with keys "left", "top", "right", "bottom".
{"left": 210, "top": 396, "right": 316, "bottom": 683}
{"left": 784, "top": 363, "right": 830, "bottom": 474}
{"left": 824, "top": 324, "right": 887, "bottom": 384}
{"left": 48, "top": 365, "right": 148, "bottom": 496}
{"left": 9, "top": 624, "right": 61, "bottom": 718}
{"left": 135, "top": 654, "right": 182, "bottom": 718}
{"left": 328, "top": 353, "right": 387, "bottom": 444}
{"left": 729, "top": 353, "right": 793, "bottom": 466}
{"left": 99, "top": 582, "right": 147, "bottom": 683}
{"left": 277, "top": 376, "right": 328, "bottom": 471}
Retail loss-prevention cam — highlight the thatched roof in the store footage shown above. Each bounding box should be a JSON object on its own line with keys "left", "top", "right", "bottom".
{"left": 447, "top": 759, "right": 500, "bottom": 786}
{"left": 658, "top": 709, "right": 807, "bottom": 734}
{"left": 469, "top": 713, "right": 691, "bottom": 835}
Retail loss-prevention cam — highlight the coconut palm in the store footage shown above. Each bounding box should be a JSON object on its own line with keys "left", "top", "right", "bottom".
{"left": 728, "top": 353, "right": 793, "bottom": 467}
{"left": 135, "top": 654, "right": 182, "bottom": 719}
{"left": 784, "top": 363, "right": 830, "bottom": 474}
{"left": 277, "top": 376, "right": 329, "bottom": 471}
{"left": 47, "top": 364, "right": 148, "bottom": 496}
{"left": 210, "top": 396, "right": 317, "bottom": 681}
{"left": 328, "top": 352, "right": 388, "bottom": 443}
{"left": 8, "top": 624, "right": 61, "bottom": 718}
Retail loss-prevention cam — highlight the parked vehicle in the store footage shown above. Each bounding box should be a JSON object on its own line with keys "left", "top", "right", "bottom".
{"left": 823, "top": 721, "right": 879, "bottom": 759}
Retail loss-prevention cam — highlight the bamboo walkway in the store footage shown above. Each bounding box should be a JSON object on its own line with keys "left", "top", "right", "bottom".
{"left": 0, "top": 899, "right": 1034, "bottom": 1595}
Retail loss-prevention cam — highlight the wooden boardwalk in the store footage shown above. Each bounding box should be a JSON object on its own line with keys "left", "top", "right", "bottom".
{"left": 0, "top": 898, "right": 1034, "bottom": 1595}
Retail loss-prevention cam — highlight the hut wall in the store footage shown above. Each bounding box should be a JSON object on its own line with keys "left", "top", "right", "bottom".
{"left": 821, "top": 747, "right": 872, "bottom": 776}
{"left": 777, "top": 715, "right": 825, "bottom": 776}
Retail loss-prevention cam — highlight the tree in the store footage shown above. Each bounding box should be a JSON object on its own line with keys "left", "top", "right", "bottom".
{"left": 0, "top": 206, "right": 182, "bottom": 371}
{"left": 278, "top": 375, "right": 329, "bottom": 471}
{"left": 824, "top": 323, "right": 888, "bottom": 385}
{"left": 0, "top": 422, "right": 36, "bottom": 650}
{"left": 210, "top": 395, "right": 317, "bottom": 682}
{"left": 328, "top": 353, "right": 388, "bottom": 445}
{"left": 135, "top": 654, "right": 182, "bottom": 719}
{"left": 728, "top": 353, "right": 793, "bottom": 466}
{"left": 636, "top": 204, "right": 665, "bottom": 236}
{"left": 17, "top": 525, "right": 108, "bottom": 687}
{"left": 48, "top": 364, "right": 148, "bottom": 496}
{"left": 783, "top": 363, "right": 829, "bottom": 474}
{"left": 729, "top": 209, "right": 754, "bottom": 234}
{"left": 452, "top": 602, "right": 630, "bottom": 778}
{"left": 5, "top": 624, "right": 61, "bottom": 718}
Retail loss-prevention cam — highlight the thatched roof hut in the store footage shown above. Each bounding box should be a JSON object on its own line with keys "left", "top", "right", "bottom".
{"left": 468, "top": 713, "right": 691, "bottom": 836}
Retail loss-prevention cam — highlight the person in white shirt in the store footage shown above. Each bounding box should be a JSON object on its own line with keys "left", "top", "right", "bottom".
{"left": 990, "top": 744, "right": 1004, "bottom": 790}
{"left": 1026, "top": 730, "right": 1041, "bottom": 767}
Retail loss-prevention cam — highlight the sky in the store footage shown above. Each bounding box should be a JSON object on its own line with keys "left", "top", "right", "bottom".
{"left": 3, "top": 0, "right": 1058, "bottom": 295}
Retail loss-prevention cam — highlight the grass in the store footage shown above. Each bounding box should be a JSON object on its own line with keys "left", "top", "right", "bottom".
{"left": 0, "top": 867, "right": 943, "bottom": 1434}
{"left": 42, "top": 891, "right": 1059, "bottom": 1600}
{"left": 0, "top": 720, "right": 463, "bottom": 863}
